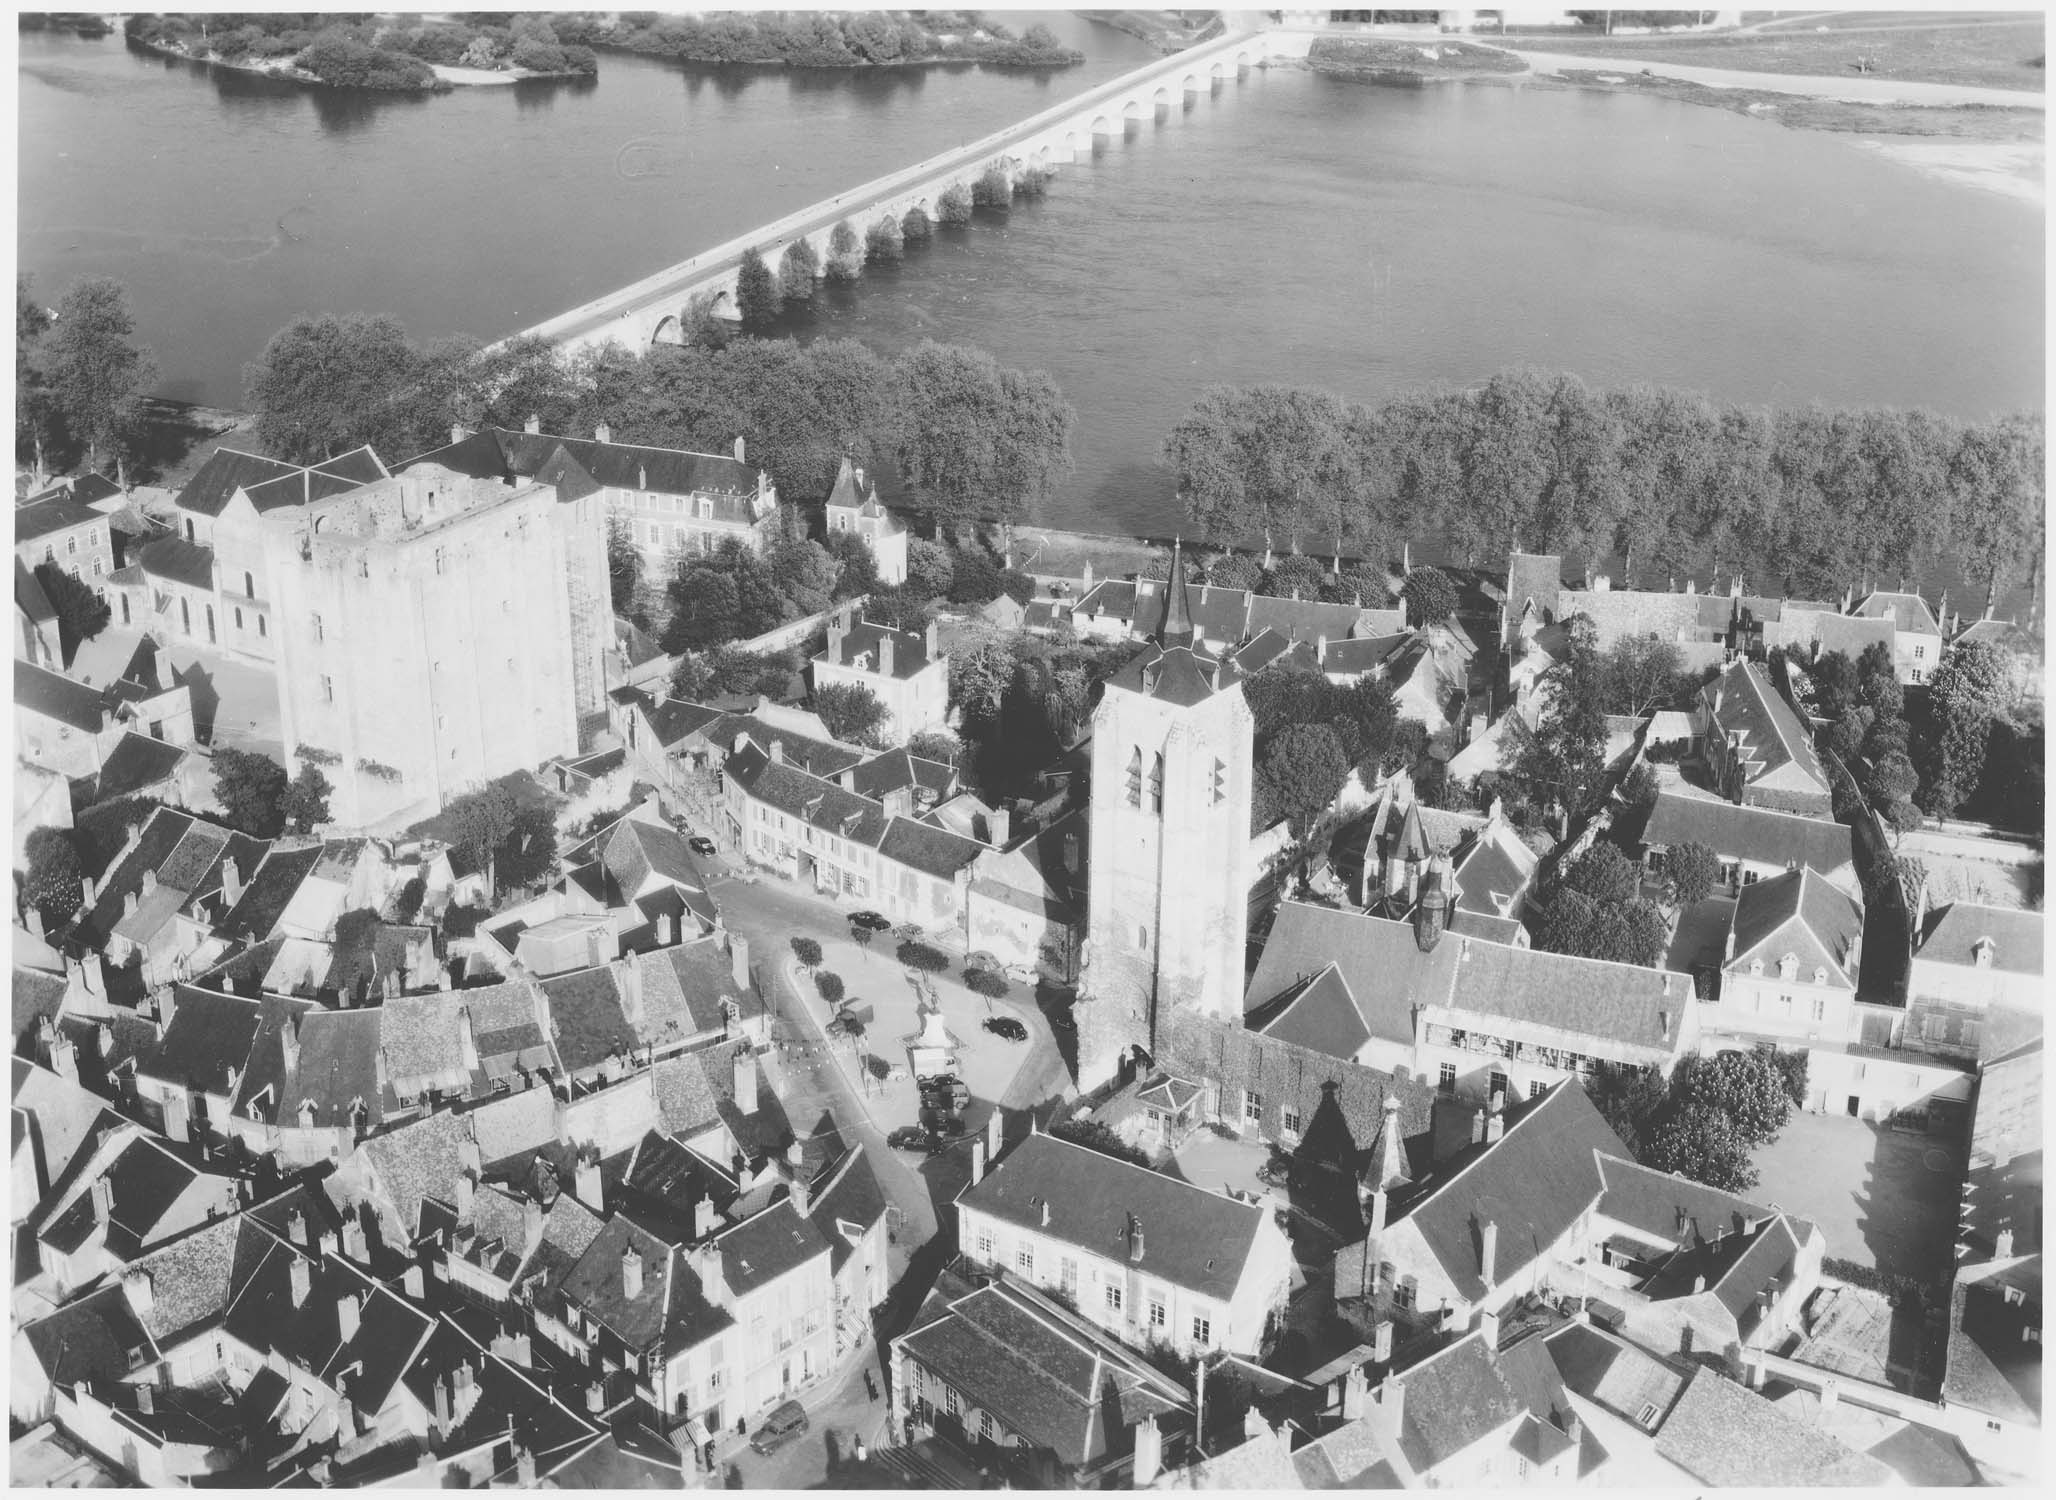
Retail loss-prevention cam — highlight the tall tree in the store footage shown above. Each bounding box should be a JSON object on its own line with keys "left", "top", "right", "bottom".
{"left": 891, "top": 340, "right": 1073, "bottom": 536}
{"left": 1601, "top": 634, "right": 1686, "bottom": 716}
{"left": 212, "top": 749, "right": 290, "bottom": 837}
{"left": 244, "top": 312, "right": 419, "bottom": 461}
{"left": 280, "top": 765, "right": 332, "bottom": 835}
{"left": 22, "top": 827, "right": 84, "bottom": 931}
{"left": 34, "top": 563, "right": 111, "bottom": 655}
{"left": 37, "top": 277, "right": 157, "bottom": 474}
{"left": 1400, "top": 566, "right": 1458, "bottom": 629}
{"left": 734, "top": 247, "right": 782, "bottom": 327}
{"left": 814, "top": 681, "right": 890, "bottom": 748}
{"left": 1511, "top": 617, "right": 1607, "bottom": 815}
{"left": 16, "top": 274, "right": 57, "bottom": 485}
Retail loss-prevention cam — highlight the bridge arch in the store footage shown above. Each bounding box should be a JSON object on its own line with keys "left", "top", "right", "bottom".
{"left": 1152, "top": 85, "right": 1170, "bottom": 114}
{"left": 1182, "top": 71, "right": 1200, "bottom": 94}
{"left": 1209, "top": 60, "right": 1225, "bottom": 82}
{"left": 1235, "top": 49, "right": 1251, "bottom": 69}
{"left": 1121, "top": 97, "right": 1143, "bottom": 123}
{"left": 651, "top": 314, "right": 681, "bottom": 346}
{"left": 1090, "top": 114, "right": 1112, "bottom": 137}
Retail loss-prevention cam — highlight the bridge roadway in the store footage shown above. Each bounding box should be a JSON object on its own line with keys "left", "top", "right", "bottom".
{"left": 519, "top": 25, "right": 1312, "bottom": 355}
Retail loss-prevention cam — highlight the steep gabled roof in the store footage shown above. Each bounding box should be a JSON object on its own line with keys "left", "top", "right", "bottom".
{"left": 1916, "top": 902, "right": 2044, "bottom": 977}
{"left": 15, "top": 491, "right": 105, "bottom": 542}
{"left": 1854, "top": 590, "right": 1943, "bottom": 636}
{"left": 15, "top": 658, "right": 107, "bottom": 732}
{"left": 1703, "top": 659, "right": 1829, "bottom": 794}
{"left": 1655, "top": 1365, "right": 1893, "bottom": 1486}
{"left": 1247, "top": 963, "right": 1372, "bottom": 1060}
{"left": 1642, "top": 790, "right": 1853, "bottom": 876}
{"left": 173, "top": 448, "right": 303, "bottom": 517}
{"left": 1727, "top": 866, "right": 1863, "bottom": 985}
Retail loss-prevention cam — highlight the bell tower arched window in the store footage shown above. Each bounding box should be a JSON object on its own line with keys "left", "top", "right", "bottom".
{"left": 1125, "top": 748, "right": 1143, "bottom": 809}
{"left": 1149, "top": 753, "right": 1165, "bottom": 815}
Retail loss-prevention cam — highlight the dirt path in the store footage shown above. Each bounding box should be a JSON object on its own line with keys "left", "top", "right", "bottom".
{"left": 1492, "top": 43, "right": 2045, "bottom": 109}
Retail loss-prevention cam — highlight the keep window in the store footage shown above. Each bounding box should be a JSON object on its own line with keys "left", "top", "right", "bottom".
{"left": 1125, "top": 747, "right": 1143, "bottom": 808}
{"left": 945, "top": 1388, "right": 960, "bottom": 1418}
{"left": 1529, "top": 1081, "right": 1546, "bottom": 1100}
{"left": 1015, "top": 1245, "right": 1034, "bottom": 1277}
{"left": 979, "top": 1410, "right": 994, "bottom": 1443}
{"left": 1149, "top": 1299, "right": 1165, "bottom": 1328}
{"left": 976, "top": 1230, "right": 994, "bottom": 1259}
{"left": 1244, "top": 1090, "right": 1263, "bottom": 1125}
{"left": 1191, "top": 1316, "right": 1211, "bottom": 1346}
{"left": 1148, "top": 753, "right": 1165, "bottom": 815}
{"left": 1812, "top": 997, "right": 1826, "bottom": 1022}
{"left": 313, "top": 613, "right": 323, "bottom": 641}
{"left": 321, "top": 675, "right": 335, "bottom": 703}
{"left": 1105, "top": 1285, "right": 1123, "bottom": 1314}
{"left": 1282, "top": 1107, "right": 1302, "bottom": 1135}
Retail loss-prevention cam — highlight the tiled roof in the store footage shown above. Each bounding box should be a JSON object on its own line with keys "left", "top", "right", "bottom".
{"left": 1642, "top": 790, "right": 1852, "bottom": 876}
{"left": 638, "top": 938, "right": 753, "bottom": 1046}
{"left": 1942, "top": 1257, "right": 2042, "bottom": 1424}
{"left": 137, "top": 535, "right": 216, "bottom": 590}
{"left": 88, "top": 732, "right": 187, "bottom": 801}
{"left": 808, "top": 1145, "right": 887, "bottom": 1274}
{"left": 1388, "top": 1331, "right": 1525, "bottom": 1472}
{"left": 1727, "top": 867, "right": 1863, "bottom": 985}
{"left": 1449, "top": 825, "right": 1536, "bottom": 916}
{"left": 15, "top": 491, "right": 105, "bottom": 542}
{"left": 879, "top": 817, "right": 985, "bottom": 882}
{"left": 1595, "top": 1154, "right": 1790, "bottom": 1248}
{"left": 895, "top": 1277, "right": 1189, "bottom": 1468}
{"left": 284, "top": 1008, "right": 388, "bottom": 1131}
{"left": 357, "top": 1109, "right": 474, "bottom": 1239}
{"left": 540, "top": 966, "right": 637, "bottom": 1076}
{"left": 15, "top": 658, "right": 107, "bottom": 732}
{"left": 650, "top": 1052, "right": 725, "bottom": 1141}
{"left": 1543, "top": 1320, "right": 1688, "bottom": 1431}
{"left": 172, "top": 447, "right": 301, "bottom": 517}
{"left": 1248, "top": 963, "right": 1372, "bottom": 1060}
{"left": 1655, "top": 1365, "right": 1893, "bottom": 1486}
{"left": 1503, "top": 553, "right": 1562, "bottom": 634}
{"left": 604, "top": 818, "right": 705, "bottom": 895}
{"left": 957, "top": 1132, "right": 1267, "bottom": 1301}
{"left": 847, "top": 748, "right": 956, "bottom": 802}
{"left": 562, "top": 1213, "right": 729, "bottom": 1356}
{"left": 1916, "top": 902, "right": 2043, "bottom": 976}
{"left": 1321, "top": 631, "right": 1412, "bottom": 676}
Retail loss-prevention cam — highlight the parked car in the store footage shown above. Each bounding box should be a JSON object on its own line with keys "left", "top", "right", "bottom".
{"left": 920, "top": 1076, "right": 970, "bottom": 1112}
{"left": 887, "top": 1126, "right": 934, "bottom": 1152}
{"left": 687, "top": 835, "right": 717, "bottom": 856}
{"left": 1042, "top": 1002, "right": 1076, "bottom": 1035}
{"left": 922, "top": 1112, "right": 968, "bottom": 1138}
{"left": 983, "top": 1016, "right": 1028, "bottom": 1043}
{"left": 749, "top": 1399, "right": 810, "bottom": 1455}
{"left": 848, "top": 911, "right": 893, "bottom": 932}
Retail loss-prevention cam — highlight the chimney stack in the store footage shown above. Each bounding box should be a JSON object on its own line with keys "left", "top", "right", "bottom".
{"left": 986, "top": 807, "right": 1011, "bottom": 848}
{"left": 289, "top": 1256, "right": 312, "bottom": 1309}
{"left": 524, "top": 414, "right": 540, "bottom": 435}
{"left": 1129, "top": 1215, "right": 1145, "bottom": 1263}
{"left": 734, "top": 435, "right": 746, "bottom": 464}
{"left": 338, "top": 1292, "right": 361, "bottom": 1342}
{"left": 595, "top": 422, "right": 612, "bottom": 445}
{"left": 1374, "top": 1371, "right": 1405, "bottom": 1434}
{"left": 1479, "top": 1220, "right": 1498, "bottom": 1289}
{"left": 1478, "top": 1307, "right": 1500, "bottom": 1348}
{"left": 694, "top": 1194, "right": 718, "bottom": 1241}
{"left": 342, "top": 1218, "right": 368, "bottom": 1263}
{"left": 1372, "top": 1317, "right": 1394, "bottom": 1363}
{"left": 733, "top": 1048, "right": 757, "bottom": 1115}
{"left": 1131, "top": 1414, "right": 1162, "bottom": 1487}
{"left": 622, "top": 1246, "right": 644, "bottom": 1301}
{"left": 729, "top": 932, "right": 751, "bottom": 993}
{"left": 879, "top": 635, "right": 896, "bottom": 678}
{"left": 1342, "top": 1364, "right": 1368, "bottom": 1420}
{"left": 970, "top": 1137, "right": 986, "bottom": 1187}
{"left": 574, "top": 1150, "right": 604, "bottom": 1213}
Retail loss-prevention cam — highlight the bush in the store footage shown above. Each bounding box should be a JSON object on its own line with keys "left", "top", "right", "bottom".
{"left": 22, "top": 827, "right": 84, "bottom": 931}
{"left": 897, "top": 939, "right": 950, "bottom": 972}
{"left": 1048, "top": 1118, "right": 1152, "bottom": 1168}
{"left": 297, "top": 32, "right": 445, "bottom": 91}
{"left": 1823, "top": 1257, "right": 1936, "bottom": 1309}
{"left": 972, "top": 166, "right": 1012, "bottom": 209}
{"left": 825, "top": 220, "right": 862, "bottom": 282}
{"left": 1013, "top": 165, "right": 1051, "bottom": 198}
{"left": 734, "top": 246, "right": 781, "bottom": 327}
{"left": 1657, "top": 841, "right": 1721, "bottom": 904}
{"left": 779, "top": 239, "right": 820, "bottom": 302}
{"left": 791, "top": 936, "right": 823, "bottom": 969}
{"left": 393, "top": 876, "right": 426, "bottom": 924}
{"left": 815, "top": 971, "right": 845, "bottom": 1005}
{"left": 901, "top": 205, "right": 934, "bottom": 241}
{"left": 937, "top": 184, "right": 973, "bottom": 226}
{"left": 963, "top": 967, "right": 1008, "bottom": 998}
{"left": 212, "top": 748, "right": 290, "bottom": 837}
{"left": 510, "top": 35, "right": 568, "bottom": 72}
{"left": 442, "top": 903, "right": 489, "bottom": 939}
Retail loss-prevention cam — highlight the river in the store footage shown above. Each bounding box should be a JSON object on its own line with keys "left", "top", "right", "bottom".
{"left": 18, "top": 17, "right": 2044, "bottom": 543}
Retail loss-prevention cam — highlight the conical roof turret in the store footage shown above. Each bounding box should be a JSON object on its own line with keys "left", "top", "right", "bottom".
{"left": 1156, "top": 538, "right": 1196, "bottom": 648}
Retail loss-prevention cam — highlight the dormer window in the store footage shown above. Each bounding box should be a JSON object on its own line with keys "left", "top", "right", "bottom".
{"left": 1749, "top": 958, "right": 1764, "bottom": 977}
{"left": 1778, "top": 954, "right": 1799, "bottom": 982}
{"left": 1812, "top": 966, "right": 1828, "bottom": 985}
{"left": 1973, "top": 937, "right": 1996, "bottom": 969}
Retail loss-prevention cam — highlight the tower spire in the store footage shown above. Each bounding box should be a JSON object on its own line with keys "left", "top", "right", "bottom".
{"left": 1157, "top": 537, "right": 1195, "bottom": 648}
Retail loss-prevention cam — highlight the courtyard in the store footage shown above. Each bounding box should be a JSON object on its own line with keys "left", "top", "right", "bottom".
{"left": 1749, "top": 1110, "right": 1962, "bottom": 1285}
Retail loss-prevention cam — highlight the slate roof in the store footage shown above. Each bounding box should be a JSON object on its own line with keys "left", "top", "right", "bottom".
{"left": 561, "top": 1213, "right": 729, "bottom": 1356}
{"left": 219, "top": 844, "right": 325, "bottom": 942}
{"left": 1503, "top": 553, "right": 1562, "bottom": 635}
{"left": 138, "top": 987, "right": 266, "bottom": 1096}
{"left": 1854, "top": 589, "right": 1943, "bottom": 636}
{"left": 604, "top": 817, "right": 705, "bottom": 896}
{"left": 807, "top": 1145, "right": 888, "bottom": 1275}
{"left": 1641, "top": 790, "right": 1853, "bottom": 875}
{"left": 1247, "top": 902, "right": 1689, "bottom": 1062}
{"left": 1104, "top": 639, "right": 1233, "bottom": 708}
{"left": 13, "top": 967, "right": 70, "bottom": 1055}
{"left": 1387, "top": 1082, "right": 1627, "bottom": 1303}
{"left": 40, "top": 1132, "right": 217, "bottom": 1260}
{"left": 21, "top": 1284, "right": 158, "bottom": 1391}
{"left": 957, "top": 1132, "right": 1267, "bottom": 1302}
{"left": 88, "top": 732, "right": 187, "bottom": 801}
{"left": 714, "top": 1196, "right": 830, "bottom": 1296}
{"left": 638, "top": 937, "right": 756, "bottom": 1045}
{"left": 540, "top": 966, "right": 637, "bottom": 1076}
{"left": 1387, "top": 1330, "right": 1525, "bottom": 1472}
{"left": 1704, "top": 660, "right": 1828, "bottom": 793}
{"left": 1942, "top": 1256, "right": 2042, "bottom": 1425}
{"left": 879, "top": 816, "right": 985, "bottom": 882}
{"left": 136, "top": 535, "right": 216, "bottom": 590}
{"left": 1542, "top": 1319, "right": 1688, "bottom": 1431}
{"left": 1322, "top": 631, "right": 1413, "bottom": 676}
{"left": 15, "top": 491, "right": 105, "bottom": 542}
{"left": 1727, "top": 867, "right": 1863, "bottom": 985}
{"left": 284, "top": 1008, "right": 388, "bottom": 1131}
{"left": 847, "top": 748, "right": 956, "bottom": 802}
{"left": 823, "top": 619, "right": 933, "bottom": 678}
{"left": 1594, "top": 1154, "right": 1794, "bottom": 1249}
{"left": 223, "top": 1239, "right": 433, "bottom": 1414}
{"left": 1248, "top": 963, "right": 1372, "bottom": 1059}
{"left": 15, "top": 658, "right": 108, "bottom": 732}
{"left": 894, "top": 1278, "right": 1189, "bottom": 1469}
{"left": 172, "top": 448, "right": 303, "bottom": 517}
{"left": 1654, "top": 1365, "right": 1894, "bottom": 1486}
{"left": 1916, "top": 902, "right": 2044, "bottom": 976}
{"left": 357, "top": 1109, "right": 475, "bottom": 1239}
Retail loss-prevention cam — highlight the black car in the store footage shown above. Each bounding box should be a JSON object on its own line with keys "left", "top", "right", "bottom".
{"left": 848, "top": 911, "right": 894, "bottom": 932}
{"left": 920, "top": 1076, "right": 970, "bottom": 1112}
{"left": 921, "top": 1111, "right": 967, "bottom": 1137}
{"left": 887, "top": 1126, "right": 934, "bottom": 1152}
{"left": 983, "top": 1016, "right": 1028, "bottom": 1043}
{"left": 687, "top": 835, "right": 717, "bottom": 856}
{"left": 749, "top": 1399, "right": 809, "bottom": 1455}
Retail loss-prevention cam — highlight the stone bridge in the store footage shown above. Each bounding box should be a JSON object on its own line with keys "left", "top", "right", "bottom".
{"left": 517, "top": 27, "right": 1313, "bottom": 355}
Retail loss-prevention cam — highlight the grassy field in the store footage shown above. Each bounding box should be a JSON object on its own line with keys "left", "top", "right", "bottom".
{"left": 1506, "top": 17, "right": 2046, "bottom": 91}
{"left": 1535, "top": 67, "right": 2045, "bottom": 140}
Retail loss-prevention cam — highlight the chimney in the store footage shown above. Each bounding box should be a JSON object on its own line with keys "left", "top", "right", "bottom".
{"left": 987, "top": 807, "right": 1011, "bottom": 848}
{"left": 622, "top": 1246, "right": 644, "bottom": 1300}
{"left": 280, "top": 1018, "right": 300, "bottom": 1080}
{"left": 136, "top": 1384, "right": 153, "bottom": 1415}
{"left": 732, "top": 1048, "right": 758, "bottom": 1115}
{"left": 289, "top": 1256, "right": 312, "bottom": 1308}
{"left": 338, "top": 1292, "right": 361, "bottom": 1342}
{"left": 1479, "top": 1220, "right": 1498, "bottom": 1290}
{"left": 122, "top": 1269, "right": 154, "bottom": 1316}
{"left": 734, "top": 435, "right": 746, "bottom": 464}
{"left": 827, "top": 624, "right": 846, "bottom": 664}
{"left": 1562, "top": 1408, "right": 1582, "bottom": 1445}
{"left": 1374, "top": 1372, "right": 1405, "bottom": 1434}
{"left": 287, "top": 1209, "right": 307, "bottom": 1246}
{"left": 456, "top": 1172, "right": 475, "bottom": 1219}
{"left": 523, "top": 414, "right": 540, "bottom": 435}
{"left": 1131, "top": 1414, "right": 1162, "bottom": 1487}
{"left": 1342, "top": 1363, "right": 1368, "bottom": 1420}
{"left": 1996, "top": 1228, "right": 2015, "bottom": 1258}
{"left": 1367, "top": 1187, "right": 1388, "bottom": 1238}
{"left": 1129, "top": 1215, "right": 1145, "bottom": 1263}
{"left": 220, "top": 857, "right": 244, "bottom": 908}
{"left": 878, "top": 635, "right": 895, "bottom": 677}
{"left": 970, "top": 1138, "right": 986, "bottom": 1186}
{"left": 516, "top": 1449, "right": 537, "bottom": 1487}
{"left": 1470, "top": 1109, "right": 1486, "bottom": 1146}
{"left": 342, "top": 1218, "right": 368, "bottom": 1263}
{"left": 729, "top": 932, "right": 751, "bottom": 993}
{"left": 50, "top": 1032, "right": 78, "bottom": 1083}
{"left": 80, "top": 874, "right": 96, "bottom": 909}
{"left": 1478, "top": 1307, "right": 1499, "bottom": 1348}
{"left": 434, "top": 1376, "right": 454, "bottom": 1435}
{"left": 450, "top": 422, "right": 469, "bottom": 446}
{"left": 574, "top": 1151, "right": 604, "bottom": 1213}
{"left": 124, "top": 891, "right": 139, "bottom": 916}
{"left": 595, "top": 422, "right": 612, "bottom": 445}
{"left": 791, "top": 1168, "right": 811, "bottom": 1218}
{"left": 141, "top": 868, "right": 158, "bottom": 894}
{"left": 768, "top": 739, "right": 785, "bottom": 764}
{"left": 925, "top": 619, "right": 939, "bottom": 658}
{"left": 1485, "top": 1110, "right": 1505, "bottom": 1145}
{"left": 1372, "top": 1317, "right": 1394, "bottom": 1363}
{"left": 694, "top": 1194, "right": 718, "bottom": 1241}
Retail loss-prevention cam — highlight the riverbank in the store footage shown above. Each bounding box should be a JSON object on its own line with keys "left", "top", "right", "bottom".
{"left": 1306, "top": 37, "right": 1524, "bottom": 84}
{"left": 1074, "top": 10, "right": 1224, "bottom": 56}
{"left": 130, "top": 35, "right": 589, "bottom": 90}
